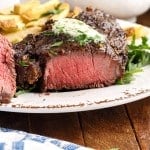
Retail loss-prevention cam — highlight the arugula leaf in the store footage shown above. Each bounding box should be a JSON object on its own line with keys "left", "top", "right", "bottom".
{"left": 128, "top": 36, "right": 150, "bottom": 67}
{"left": 116, "top": 68, "right": 142, "bottom": 84}
{"left": 128, "top": 35, "right": 150, "bottom": 50}
{"left": 117, "top": 36, "right": 150, "bottom": 84}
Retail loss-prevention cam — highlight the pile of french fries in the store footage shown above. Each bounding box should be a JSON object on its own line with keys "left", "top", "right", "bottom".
{"left": 0, "top": 0, "right": 81, "bottom": 43}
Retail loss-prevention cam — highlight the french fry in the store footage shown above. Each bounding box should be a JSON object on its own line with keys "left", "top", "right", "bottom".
{"left": 67, "top": 6, "right": 82, "bottom": 18}
{"left": 0, "top": 0, "right": 72, "bottom": 41}
{"left": 26, "top": 16, "right": 51, "bottom": 28}
{"left": 72, "top": 6, "right": 82, "bottom": 18}
{"left": 0, "top": 15, "right": 25, "bottom": 32}
{"left": 26, "top": 2, "right": 70, "bottom": 27}
{"left": 21, "top": 0, "right": 60, "bottom": 22}
{"left": 124, "top": 26, "right": 147, "bottom": 38}
{"left": 14, "top": 0, "right": 40, "bottom": 15}
{"left": 4, "top": 26, "right": 42, "bottom": 43}
{"left": 51, "top": 3, "right": 70, "bottom": 20}
{"left": 0, "top": 7, "right": 13, "bottom": 15}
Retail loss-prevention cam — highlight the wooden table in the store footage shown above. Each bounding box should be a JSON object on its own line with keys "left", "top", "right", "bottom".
{"left": 0, "top": 11, "right": 149, "bottom": 150}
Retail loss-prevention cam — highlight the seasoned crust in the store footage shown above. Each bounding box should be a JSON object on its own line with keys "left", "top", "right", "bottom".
{"left": 76, "top": 8, "right": 128, "bottom": 69}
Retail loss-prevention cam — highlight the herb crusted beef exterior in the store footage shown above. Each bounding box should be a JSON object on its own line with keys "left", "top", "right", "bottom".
{"left": 14, "top": 8, "right": 127, "bottom": 91}
{"left": 77, "top": 8, "right": 127, "bottom": 69}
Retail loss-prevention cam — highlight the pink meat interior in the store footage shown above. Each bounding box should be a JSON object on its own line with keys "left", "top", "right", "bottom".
{"left": 44, "top": 51, "right": 122, "bottom": 90}
{"left": 0, "top": 35, "right": 16, "bottom": 102}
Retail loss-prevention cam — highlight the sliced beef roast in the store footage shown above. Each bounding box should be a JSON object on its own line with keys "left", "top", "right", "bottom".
{"left": 14, "top": 8, "right": 127, "bottom": 91}
{"left": 0, "top": 34, "right": 16, "bottom": 103}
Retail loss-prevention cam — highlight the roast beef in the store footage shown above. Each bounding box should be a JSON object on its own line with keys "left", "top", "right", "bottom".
{"left": 0, "top": 34, "right": 16, "bottom": 103}
{"left": 14, "top": 8, "right": 127, "bottom": 91}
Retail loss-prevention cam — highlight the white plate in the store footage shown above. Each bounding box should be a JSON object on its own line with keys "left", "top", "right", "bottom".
{"left": 0, "top": 18, "right": 150, "bottom": 113}
{"left": 0, "top": 128, "right": 92, "bottom": 150}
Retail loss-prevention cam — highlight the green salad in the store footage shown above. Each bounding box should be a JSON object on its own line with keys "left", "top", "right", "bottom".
{"left": 117, "top": 35, "right": 150, "bottom": 84}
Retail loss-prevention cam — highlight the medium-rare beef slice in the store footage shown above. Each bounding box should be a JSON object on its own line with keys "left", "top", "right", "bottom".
{"left": 13, "top": 9, "right": 127, "bottom": 91}
{"left": 43, "top": 9, "right": 127, "bottom": 90}
{"left": 43, "top": 42, "right": 123, "bottom": 90}
{"left": 0, "top": 34, "right": 16, "bottom": 103}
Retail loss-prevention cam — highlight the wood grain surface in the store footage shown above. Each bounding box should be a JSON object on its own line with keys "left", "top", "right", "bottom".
{"left": 0, "top": 10, "right": 149, "bottom": 150}
{"left": 29, "top": 113, "right": 85, "bottom": 145}
{"left": 127, "top": 98, "right": 150, "bottom": 150}
{"left": 79, "top": 106, "right": 140, "bottom": 150}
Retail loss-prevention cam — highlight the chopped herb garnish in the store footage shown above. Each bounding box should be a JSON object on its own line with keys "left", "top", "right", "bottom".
{"left": 49, "top": 49, "right": 58, "bottom": 56}
{"left": 52, "top": 18, "right": 105, "bottom": 45}
{"left": 55, "top": 26, "right": 64, "bottom": 33}
{"left": 75, "top": 33, "right": 88, "bottom": 45}
{"left": 42, "top": 9, "right": 63, "bottom": 17}
{"left": 18, "top": 60, "right": 29, "bottom": 67}
{"left": 43, "top": 31, "right": 54, "bottom": 36}
{"left": 48, "top": 41, "right": 63, "bottom": 55}
{"left": 15, "top": 90, "right": 27, "bottom": 97}
{"left": 50, "top": 41, "right": 63, "bottom": 48}
{"left": 117, "top": 35, "right": 150, "bottom": 84}
{"left": 15, "top": 86, "right": 35, "bottom": 97}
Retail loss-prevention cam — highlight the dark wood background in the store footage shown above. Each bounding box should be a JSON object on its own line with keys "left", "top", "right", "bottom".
{"left": 0, "top": 10, "right": 150, "bottom": 150}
